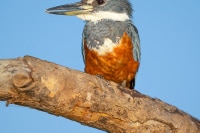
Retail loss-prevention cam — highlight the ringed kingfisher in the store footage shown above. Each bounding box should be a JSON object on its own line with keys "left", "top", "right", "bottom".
{"left": 46, "top": 0, "right": 141, "bottom": 89}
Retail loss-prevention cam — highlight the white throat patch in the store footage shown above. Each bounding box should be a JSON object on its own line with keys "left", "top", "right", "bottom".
{"left": 77, "top": 11, "right": 130, "bottom": 22}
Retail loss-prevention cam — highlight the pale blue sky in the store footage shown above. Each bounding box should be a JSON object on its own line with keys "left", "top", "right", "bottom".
{"left": 0, "top": 0, "right": 200, "bottom": 132}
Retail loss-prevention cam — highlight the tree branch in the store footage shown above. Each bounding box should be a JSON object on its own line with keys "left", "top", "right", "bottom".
{"left": 0, "top": 56, "right": 199, "bottom": 133}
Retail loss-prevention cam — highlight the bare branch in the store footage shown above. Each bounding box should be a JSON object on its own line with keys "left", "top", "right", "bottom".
{"left": 0, "top": 56, "right": 199, "bottom": 133}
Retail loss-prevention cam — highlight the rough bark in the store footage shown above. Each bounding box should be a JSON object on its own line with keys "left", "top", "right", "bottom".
{"left": 0, "top": 56, "right": 199, "bottom": 133}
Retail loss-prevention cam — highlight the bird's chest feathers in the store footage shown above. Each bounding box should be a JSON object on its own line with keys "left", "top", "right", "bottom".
{"left": 84, "top": 32, "right": 137, "bottom": 83}
{"left": 84, "top": 32, "right": 134, "bottom": 66}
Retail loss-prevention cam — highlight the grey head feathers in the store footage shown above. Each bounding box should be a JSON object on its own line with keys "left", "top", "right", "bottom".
{"left": 83, "top": 0, "right": 133, "bottom": 17}
{"left": 77, "top": 0, "right": 133, "bottom": 22}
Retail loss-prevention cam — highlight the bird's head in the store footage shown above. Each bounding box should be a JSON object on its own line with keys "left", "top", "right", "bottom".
{"left": 46, "top": 0, "right": 132, "bottom": 22}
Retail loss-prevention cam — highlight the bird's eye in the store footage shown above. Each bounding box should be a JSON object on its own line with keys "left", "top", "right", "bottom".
{"left": 97, "top": 0, "right": 105, "bottom": 5}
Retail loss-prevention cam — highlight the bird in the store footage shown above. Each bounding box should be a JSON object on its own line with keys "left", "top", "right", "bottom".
{"left": 46, "top": 0, "right": 141, "bottom": 89}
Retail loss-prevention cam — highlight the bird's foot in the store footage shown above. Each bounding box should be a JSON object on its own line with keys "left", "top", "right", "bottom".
{"left": 96, "top": 74, "right": 104, "bottom": 79}
{"left": 118, "top": 80, "right": 127, "bottom": 89}
{"left": 96, "top": 74, "right": 111, "bottom": 87}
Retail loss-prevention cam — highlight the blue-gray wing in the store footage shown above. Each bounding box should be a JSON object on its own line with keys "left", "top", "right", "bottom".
{"left": 82, "top": 31, "right": 86, "bottom": 64}
{"left": 126, "top": 23, "right": 141, "bottom": 63}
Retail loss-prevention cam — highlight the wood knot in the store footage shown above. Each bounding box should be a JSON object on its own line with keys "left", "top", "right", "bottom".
{"left": 12, "top": 74, "right": 33, "bottom": 91}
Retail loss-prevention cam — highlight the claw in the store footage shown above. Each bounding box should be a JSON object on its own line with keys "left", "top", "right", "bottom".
{"left": 96, "top": 74, "right": 104, "bottom": 79}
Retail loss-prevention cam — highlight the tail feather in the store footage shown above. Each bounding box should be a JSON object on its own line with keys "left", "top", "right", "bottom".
{"left": 130, "top": 78, "right": 135, "bottom": 89}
